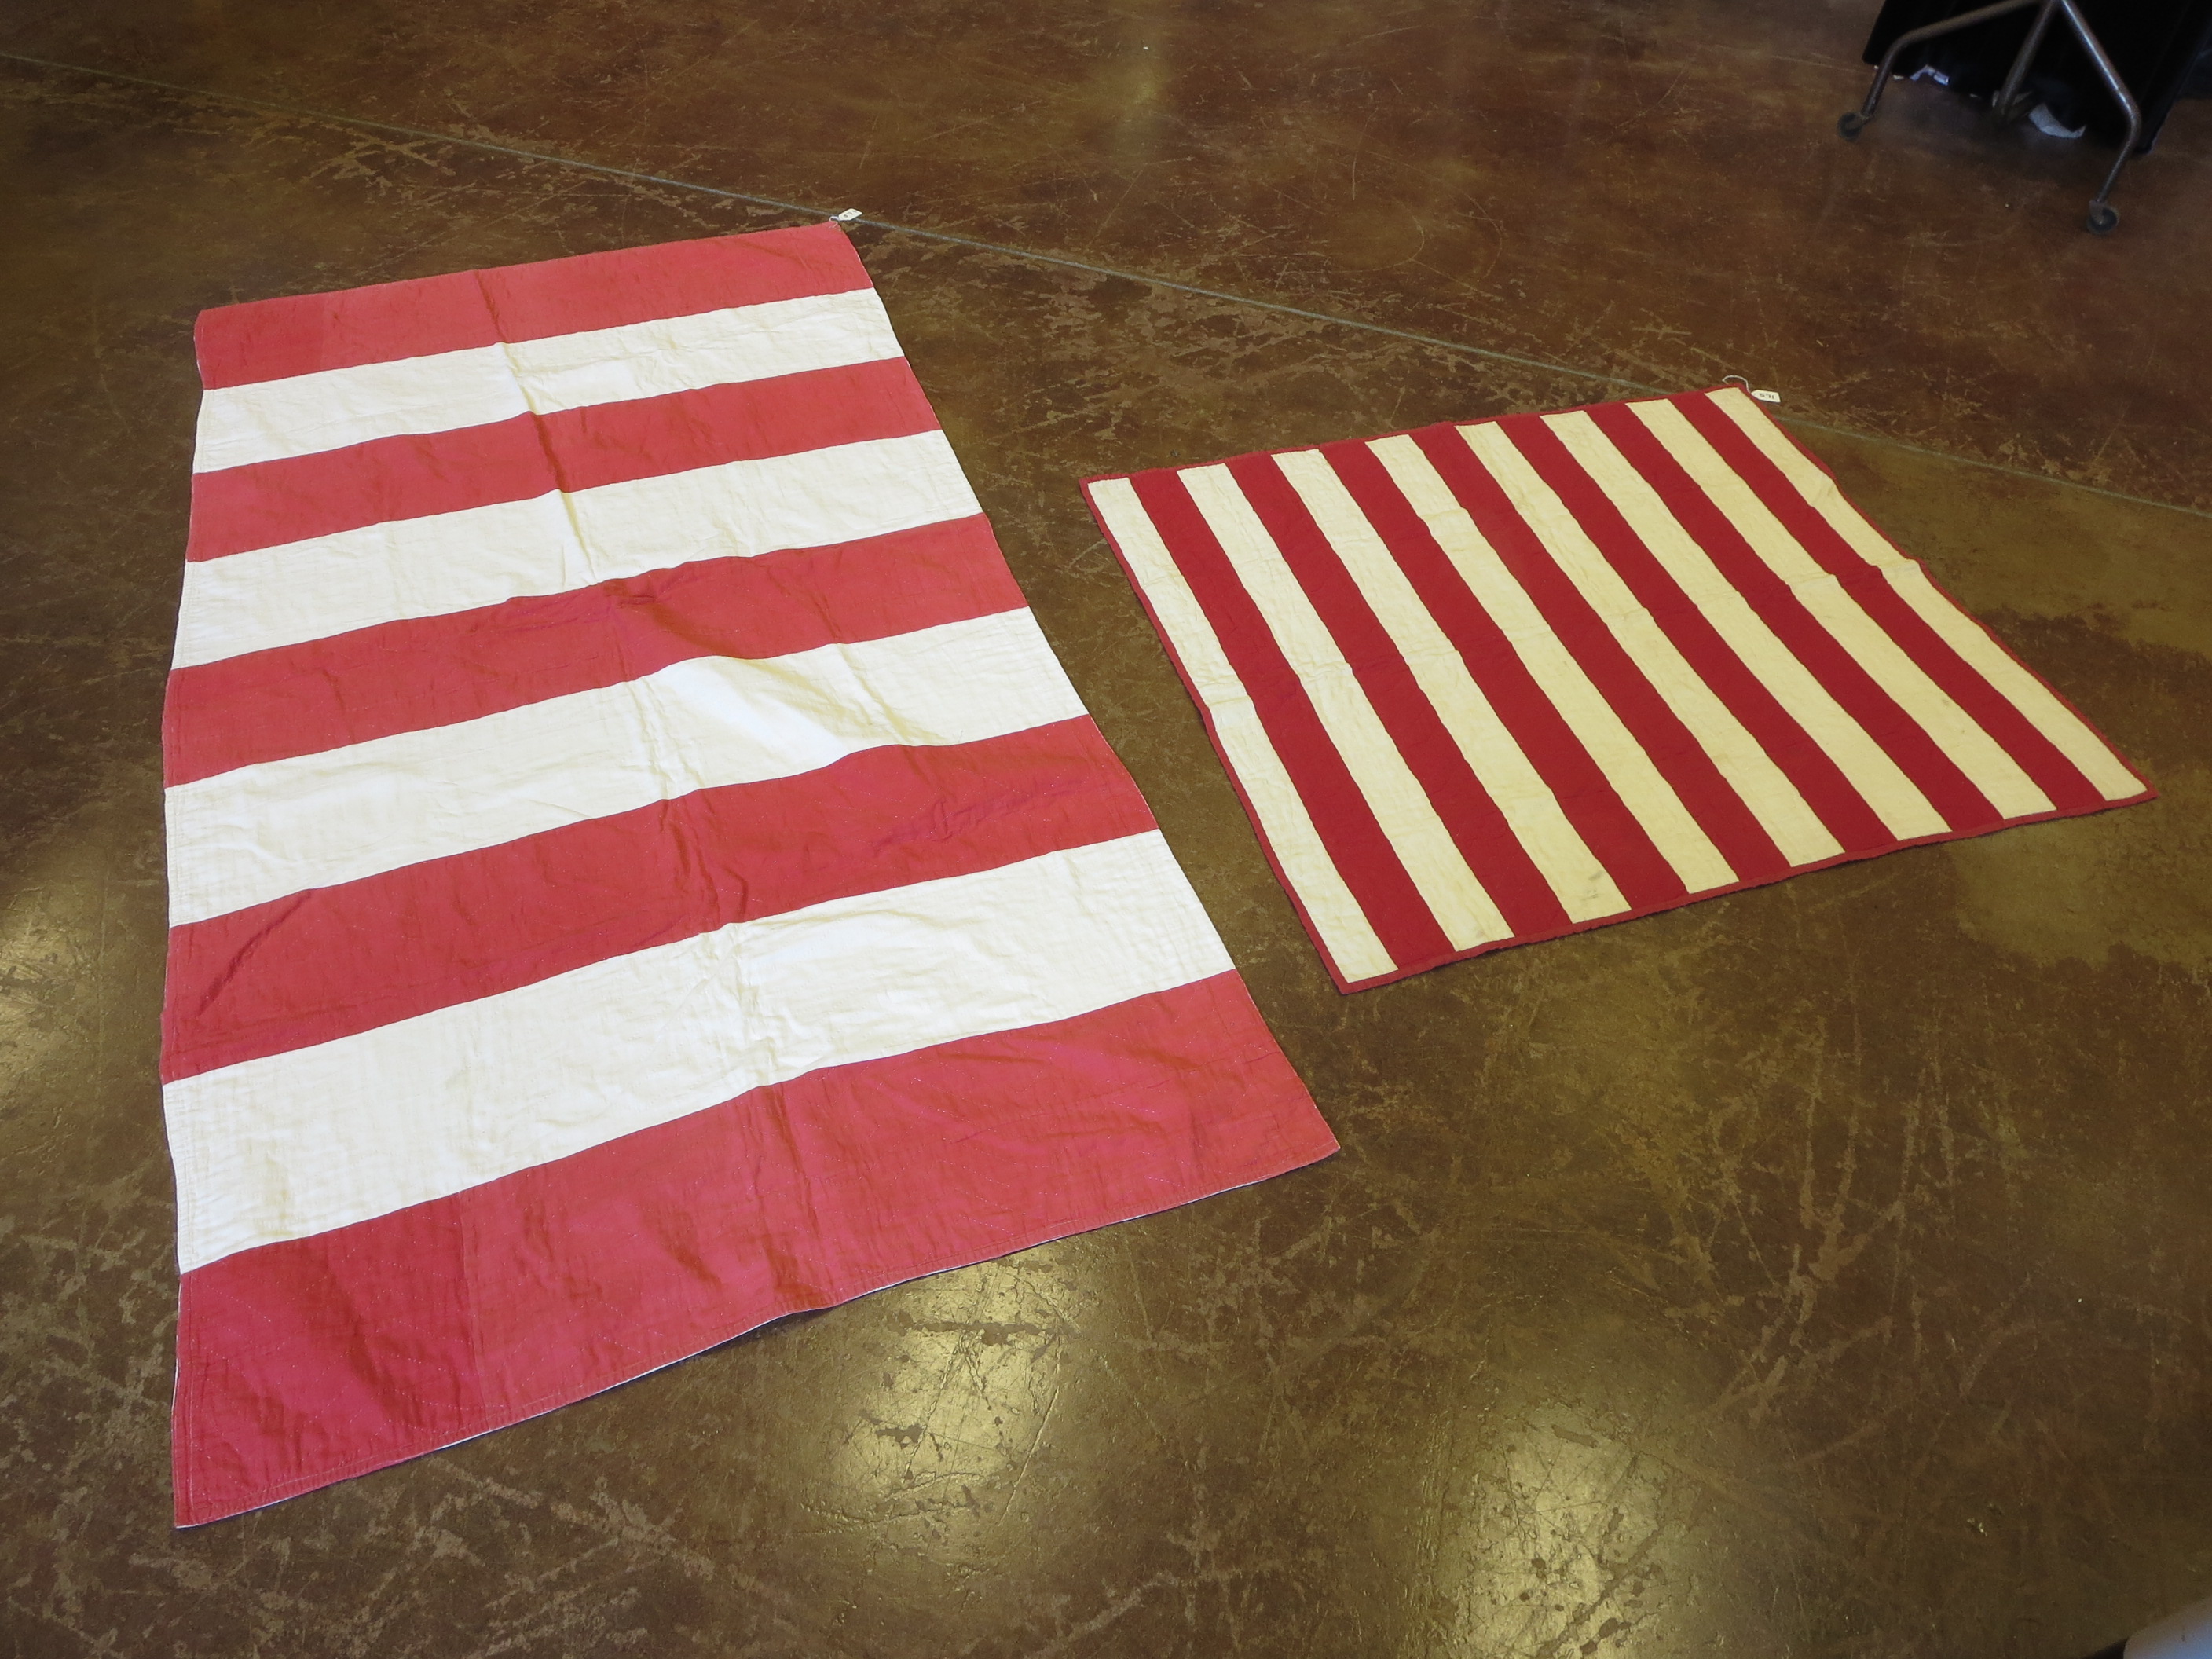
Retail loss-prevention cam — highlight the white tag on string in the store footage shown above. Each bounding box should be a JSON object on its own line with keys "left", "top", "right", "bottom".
{"left": 833, "top": 208, "right": 863, "bottom": 222}
{"left": 1752, "top": 388, "right": 1782, "bottom": 404}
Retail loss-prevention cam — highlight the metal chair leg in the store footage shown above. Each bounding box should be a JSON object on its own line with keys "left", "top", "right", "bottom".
{"left": 1836, "top": 0, "right": 2146, "bottom": 234}
{"left": 1838, "top": 0, "right": 2042, "bottom": 139}
{"left": 2057, "top": 0, "right": 2144, "bottom": 233}
{"left": 1991, "top": 0, "right": 2061, "bottom": 120}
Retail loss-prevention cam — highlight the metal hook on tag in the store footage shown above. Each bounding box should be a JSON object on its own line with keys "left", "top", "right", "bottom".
{"left": 1722, "top": 375, "right": 1783, "bottom": 405}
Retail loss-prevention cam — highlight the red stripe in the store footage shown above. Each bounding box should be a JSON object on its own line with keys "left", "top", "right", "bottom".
{"left": 1127, "top": 470, "right": 1454, "bottom": 974}
{"left": 1413, "top": 421, "right": 1787, "bottom": 899}
{"left": 1670, "top": 394, "right": 2111, "bottom": 816}
{"left": 1505, "top": 415, "right": 1851, "bottom": 878}
{"left": 1599, "top": 401, "right": 2003, "bottom": 834}
{"left": 188, "top": 410, "right": 554, "bottom": 562}
{"left": 1320, "top": 438, "right": 1690, "bottom": 910}
{"left": 1226, "top": 453, "right": 1573, "bottom": 939}
{"left": 1610, "top": 407, "right": 2008, "bottom": 836}
{"left": 160, "top": 720, "right": 1153, "bottom": 1082}
{"left": 163, "top": 516, "right": 1020, "bottom": 785}
{"left": 186, "top": 355, "right": 939, "bottom": 561}
{"left": 171, "top": 972, "right": 1337, "bottom": 1526}
{"left": 1571, "top": 404, "right": 1899, "bottom": 851}
{"left": 195, "top": 223, "right": 870, "bottom": 389}
{"left": 1613, "top": 403, "right": 1998, "bottom": 837}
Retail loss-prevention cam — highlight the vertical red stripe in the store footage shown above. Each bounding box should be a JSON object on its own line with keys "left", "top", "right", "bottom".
{"left": 1507, "top": 415, "right": 1867, "bottom": 874}
{"left": 1402, "top": 423, "right": 1767, "bottom": 903}
{"left": 1227, "top": 453, "right": 1572, "bottom": 939}
{"left": 1461, "top": 416, "right": 1803, "bottom": 881}
{"left": 1590, "top": 402, "right": 2001, "bottom": 833}
{"left": 1126, "top": 470, "right": 1454, "bottom": 973}
{"left": 1669, "top": 394, "right": 2110, "bottom": 815}
{"left": 1320, "top": 438, "right": 1690, "bottom": 909}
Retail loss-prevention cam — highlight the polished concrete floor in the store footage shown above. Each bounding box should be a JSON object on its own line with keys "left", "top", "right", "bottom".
{"left": 3, "top": 2, "right": 2210, "bottom": 1655}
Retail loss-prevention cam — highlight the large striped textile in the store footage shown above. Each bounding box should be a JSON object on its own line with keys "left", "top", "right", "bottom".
{"left": 162, "top": 224, "right": 1335, "bottom": 1526}
{"left": 1084, "top": 390, "right": 2153, "bottom": 991}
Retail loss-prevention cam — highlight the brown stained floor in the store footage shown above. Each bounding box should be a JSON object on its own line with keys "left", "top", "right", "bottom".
{"left": 2, "top": 3, "right": 2209, "bottom": 1654}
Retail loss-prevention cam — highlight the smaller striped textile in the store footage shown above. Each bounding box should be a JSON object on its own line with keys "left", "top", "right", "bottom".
{"left": 1084, "top": 388, "right": 2153, "bottom": 991}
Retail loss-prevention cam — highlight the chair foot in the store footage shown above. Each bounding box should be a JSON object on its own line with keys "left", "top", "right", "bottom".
{"left": 2086, "top": 202, "right": 2119, "bottom": 234}
{"left": 1839, "top": 110, "right": 1870, "bottom": 139}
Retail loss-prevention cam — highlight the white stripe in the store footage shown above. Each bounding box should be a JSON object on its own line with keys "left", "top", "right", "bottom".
{"left": 173, "top": 430, "right": 980, "bottom": 668}
{"left": 166, "top": 832, "right": 1235, "bottom": 1270}
{"left": 1179, "top": 464, "right": 1510, "bottom": 952}
{"left": 1086, "top": 478, "right": 1395, "bottom": 983}
{"left": 1880, "top": 563, "right": 2143, "bottom": 801}
{"left": 1367, "top": 434, "right": 1739, "bottom": 895}
{"left": 164, "top": 608, "right": 1083, "bottom": 927}
{"left": 1270, "top": 450, "right": 1628, "bottom": 924}
{"left": 1463, "top": 422, "right": 1850, "bottom": 871}
{"left": 1542, "top": 413, "right": 1880, "bottom": 865}
{"left": 1699, "top": 387, "right": 1907, "bottom": 569}
{"left": 1702, "top": 389, "right": 2142, "bottom": 803}
{"left": 192, "top": 289, "right": 906, "bottom": 472}
{"left": 1633, "top": 398, "right": 2053, "bottom": 824}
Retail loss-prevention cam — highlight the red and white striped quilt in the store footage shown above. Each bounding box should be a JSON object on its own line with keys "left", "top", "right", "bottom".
{"left": 1085, "top": 390, "right": 2152, "bottom": 991}
{"left": 162, "top": 224, "right": 1336, "bottom": 1525}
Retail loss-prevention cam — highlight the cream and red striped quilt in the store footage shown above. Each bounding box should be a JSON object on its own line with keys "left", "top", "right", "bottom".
{"left": 163, "top": 224, "right": 1335, "bottom": 1525}
{"left": 1086, "top": 391, "right": 2152, "bottom": 991}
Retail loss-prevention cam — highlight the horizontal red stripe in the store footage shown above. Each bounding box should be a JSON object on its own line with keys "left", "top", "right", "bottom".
{"left": 161, "top": 720, "right": 1155, "bottom": 1082}
{"left": 186, "top": 355, "right": 938, "bottom": 561}
{"left": 195, "top": 223, "right": 870, "bottom": 389}
{"left": 1669, "top": 394, "right": 2122, "bottom": 818}
{"left": 163, "top": 516, "right": 1020, "bottom": 785}
{"left": 172, "top": 972, "right": 1337, "bottom": 1525}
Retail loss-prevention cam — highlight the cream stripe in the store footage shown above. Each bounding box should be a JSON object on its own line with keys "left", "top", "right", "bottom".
{"left": 193, "top": 288, "right": 906, "bottom": 472}
{"left": 1543, "top": 413, "right": 1887, "bottom": 864}
{"left": 1879, "top": 563, "right": 2143, "bottom": 801}
{"left": 1465, "top": 422, "right": 1852, "bottom": 865}
{"left": 1271, "top": 450, "right": 1628, "bottom": 922}
{"left": 1633, "top": 398, "right": 2053, "bottom": 823}
{"left": 164, "top": 609, "right": 1083, "bottom": 928}
{"left": 174, "top": 430, "right": 980, "bottom": 669}
{"left": 1179, "top": 465, "right": 1510, "bottom": 951}
{"left": 1086, "top": 478, "right": 1394, "bottom": 983}
{"left": 1368, "top": 434, "right": 1737, "bottom": 895}
{"left": 1700, "top": 386, "right": 1906, "bottom": 569}
{"left": 167, "top": 832, "right": 1236, "bottom": 1270}
{"left": 1704, "top": 389, "right": 2141, "bottom": 802}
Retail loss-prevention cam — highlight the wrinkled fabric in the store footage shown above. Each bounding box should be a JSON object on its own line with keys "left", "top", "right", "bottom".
{"left": 163, "top": 224, "right": 1336, "bottom": 1525}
